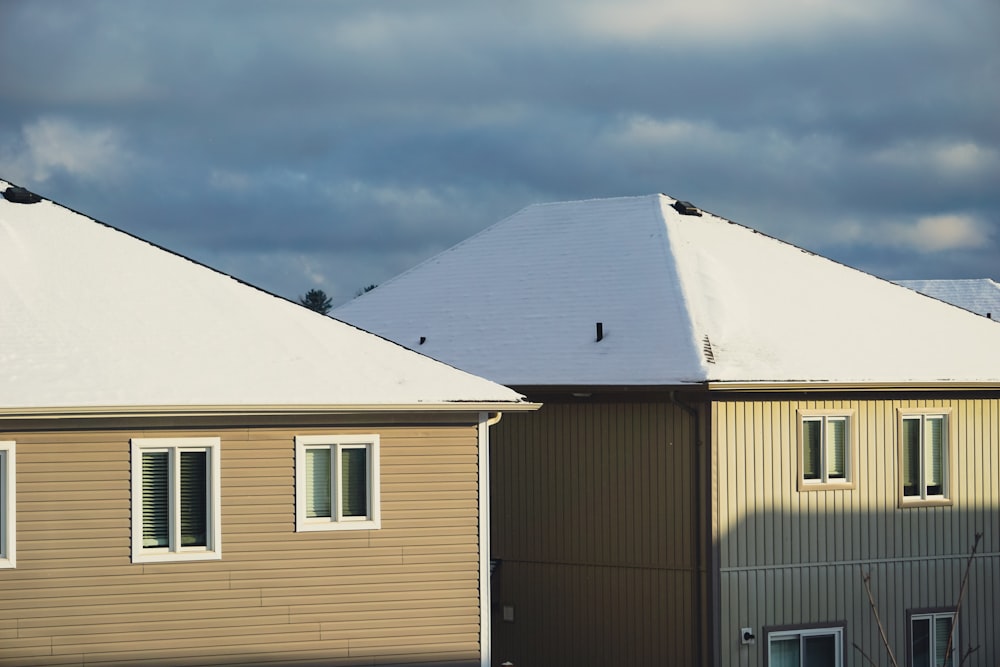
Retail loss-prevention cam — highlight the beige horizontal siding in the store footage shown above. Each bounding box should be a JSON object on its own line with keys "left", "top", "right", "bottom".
{"left": 0, "top": 419, "right": 484, "bottom": 667}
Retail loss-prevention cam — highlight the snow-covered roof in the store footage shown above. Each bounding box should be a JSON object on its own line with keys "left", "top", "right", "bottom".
{"left": 335, "top": 194, "right": 1000, "bottom": 387}
{"left": 895, "top": 279, "right": 1000, "bottom": 320}
{"left": 0, "top": 181, "right": 529, "bottom": 413}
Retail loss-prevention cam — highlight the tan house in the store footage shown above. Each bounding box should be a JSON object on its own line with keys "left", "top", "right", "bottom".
{"left": 335, "top": 194, "right": 1000, "bottom": 667}
{"left": 0, "top": 181, "right": 536, "bottom": 667}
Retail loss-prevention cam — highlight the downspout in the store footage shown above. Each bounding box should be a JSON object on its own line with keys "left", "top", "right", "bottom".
{"left": 479, "top": 411, "right": 502, "bottom": 667}
{"left": 670, "top": 391, "right": 706, "bottom": 667}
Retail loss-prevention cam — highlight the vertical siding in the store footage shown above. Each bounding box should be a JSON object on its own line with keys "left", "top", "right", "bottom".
{"left": 490, "top": 400, "right": 701, "bottom": 666}
{"left": 0, "top": 420, "right": 483, "bottom": 667}
{"left": 714, "top": 395, "right": 1000, "bottom": 666}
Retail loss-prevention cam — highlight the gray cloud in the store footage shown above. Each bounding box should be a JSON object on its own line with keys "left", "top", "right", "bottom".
{"left": 1, "top": 0, "right": 997, "bottom": 305}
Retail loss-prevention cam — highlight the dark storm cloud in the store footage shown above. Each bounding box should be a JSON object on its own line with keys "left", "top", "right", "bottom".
{"left": 1, "top": 0, "right": 997, "bottom": 303}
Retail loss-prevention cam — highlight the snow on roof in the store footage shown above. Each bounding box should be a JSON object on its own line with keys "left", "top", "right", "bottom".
{"left": 335, "top": 194, "right": 1000, "bottom": 387}
{"left": 895, "top": 279, "right": 1000, "bottom": 320}
{"left": 0, "top": 181, "right": 528, "bottom": 412}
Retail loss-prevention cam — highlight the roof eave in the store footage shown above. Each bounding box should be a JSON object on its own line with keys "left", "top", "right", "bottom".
{"left": 706, "top": 381, "right": 1000, "bottom": 392}
{"left": 0, "top": 401, "right": 542, "bottom": 421}
{"left": 508, "top": 382, "right": 706, "bottom": 393}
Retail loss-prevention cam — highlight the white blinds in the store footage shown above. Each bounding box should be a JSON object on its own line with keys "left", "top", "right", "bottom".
{"left": 826, "top": 418, "right": 846, "bottom": 479}
{"left": 934, "top": 615, "right": 954, "bottom": 667}
{"left": 305, "top": 448, "right": 332, "bottom": 519}
{"left": 926, "top": 417, "right": 945, "bottom": 492}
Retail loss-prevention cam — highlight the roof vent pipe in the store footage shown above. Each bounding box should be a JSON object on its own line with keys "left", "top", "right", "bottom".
{"left": 596, "top": 322, "right": 604, "bottom": 342}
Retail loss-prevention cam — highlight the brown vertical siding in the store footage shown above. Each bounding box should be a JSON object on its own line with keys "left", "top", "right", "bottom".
{"left": 490, "top": 399, "right": 700, "bottom": 666}
{"left": 0, "top": 419, "right": 484, "bottom": 667}
{"left": 714, "top": 395, "right": 1000, "bottom": 666}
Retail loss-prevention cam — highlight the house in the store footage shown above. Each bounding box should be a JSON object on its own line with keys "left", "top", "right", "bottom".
{"left": 896, "top": 279, "right": 1000, "bottom": 320}
{"left": 335, "top": 194, "right": 1000, "bottom": 667}
{"left": 0, "top": 180, "right": 536, "bottom": 667}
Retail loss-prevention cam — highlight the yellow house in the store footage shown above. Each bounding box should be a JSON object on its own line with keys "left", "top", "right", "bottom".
{"left": 0, "top": 181, "right": 537, "bottom": 667}
{"left": 336, "top": 195, "right": 1000, "bottom": 666}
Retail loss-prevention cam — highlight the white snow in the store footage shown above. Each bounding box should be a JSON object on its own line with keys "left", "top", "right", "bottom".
{"left": 336, "top": 194, "right": 1000, "bottom": 386}
{"left": 0, "top": 181, "right": 528, "bottom": 411}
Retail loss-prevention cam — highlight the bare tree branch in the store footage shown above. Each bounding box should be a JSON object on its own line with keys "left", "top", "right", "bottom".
{"left": 946, "top": 531, "right": 983, "bottom": 667}
{"left": 852, "top": 642, "right": 882, "bottom": 667}
{"left": 860, "top": 565, "right": 899, "bottom": 667}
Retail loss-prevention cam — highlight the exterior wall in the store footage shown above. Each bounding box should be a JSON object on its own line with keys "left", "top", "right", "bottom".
{"left": 490, "top": 398, "right": 704, "bottom": 666}
{"left": 0, "top": 415, "right": 484, "bottom": 667}
{"left": 713, "top": 394, "right": 1000, "bottom": 666}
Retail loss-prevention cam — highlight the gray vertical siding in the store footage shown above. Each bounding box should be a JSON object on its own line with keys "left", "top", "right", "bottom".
{"left": 714, "top": 395, "right": 1000, "bottom": 666}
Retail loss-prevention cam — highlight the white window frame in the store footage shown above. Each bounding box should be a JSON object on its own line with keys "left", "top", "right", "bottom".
{"left": 767, "top": 625, "right": 844, "bottom": 667}
{"left": 797, "top": 410, "right": 855, "bottom": 491}
{"left": 295, "top": 434, "right": 381, "bottom": 532}
{"left": 130, "top": 437, "right": 222, "bottom": 563}
{"left": 0, "top": 441, "right": 15, "bottom": 569}
{"left": 898, "top": 410, "right": 952, "bottom": 507}
{"left": 908, "top": 610, "right": 957, "bottom": 667}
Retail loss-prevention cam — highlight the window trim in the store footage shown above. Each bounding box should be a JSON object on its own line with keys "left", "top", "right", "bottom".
{"left": 295, "top": 434, "right": 381, "bottom": 532}
{"left": 797, "top": 410, "right": 856, "bottom": 491}
{"left": 897, "top": 409, "right": 954, "bottom": 507}
{"left": 906, "top": 607, "right": 957, "bottom": 667}
{"left": 765, "top": 622, "right": 846, "bottom": 666}
{"left": 130, "top": 437, "right": 222, "bottom": 563}
{"left": 0, "top": 441, "right": 14, "bottom": 569}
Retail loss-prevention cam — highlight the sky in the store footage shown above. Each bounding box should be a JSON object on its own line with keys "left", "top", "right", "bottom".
{"left": 1, "top": 0, "right": 997, "bottom": 306}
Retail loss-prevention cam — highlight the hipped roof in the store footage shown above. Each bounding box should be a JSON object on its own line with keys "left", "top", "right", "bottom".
{"left": 0, "top": 180, "right": 529, "bottom": 414}
{"left": 335, "top": 194, "right": 1000, "bottom": 388}
{"left": 896, "top": 279, "right": 1000, "bottom": 320}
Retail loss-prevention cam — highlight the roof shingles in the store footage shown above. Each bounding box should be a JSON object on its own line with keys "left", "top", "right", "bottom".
{"left": 0, "top": 180, "right": 527, "bottom": 411}
{"left": 337, "top": 194, "right": 1000, "bottom": 386}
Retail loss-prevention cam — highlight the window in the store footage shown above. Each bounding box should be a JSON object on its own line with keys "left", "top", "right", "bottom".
{"left": 909, "top": 610, "right": 956, "bottom": 667}
{"left": 768, "top": 626, "right": 844, "bottom": 667}
{"left": 899, "top": 411, "right": 951, "bottom": 504}
{"left": 798, "top": 412, "right": 854, "bottom": 490}
{"left": 0, "top": 441, "right": 14, "bottom": 569}
{"left": 295, "top": 435, "right": 380, "bottom": 531}
{"left": 130, "top": 437, "right": 221, "bottom": 563}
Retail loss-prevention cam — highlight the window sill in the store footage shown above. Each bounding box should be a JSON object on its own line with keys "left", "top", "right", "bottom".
{"left": 0, "top": 557, "right": 14, "bottom": 569}
{"left": 898, "top": 497, "right": 953, "bottom": 509}
{"left": 798, "top": 480, "right": 855, "bottom": 492}
{"left": 296, "top": 519, "right": 381, "bottom": 532}
{"left": 131, "top": 549, "right": 222, "bottom": 564}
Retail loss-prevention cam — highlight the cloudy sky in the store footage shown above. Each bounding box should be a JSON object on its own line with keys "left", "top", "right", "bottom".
{"left": 1, "top": 0, "right": 997, "bottom": 305}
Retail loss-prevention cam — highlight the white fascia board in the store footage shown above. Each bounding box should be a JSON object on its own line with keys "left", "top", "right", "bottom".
{"left": 707, "top": 381, "right": 1000, "bottom": 392}
{"left": 0, "top": 402, "right": 542, "bottom": 420}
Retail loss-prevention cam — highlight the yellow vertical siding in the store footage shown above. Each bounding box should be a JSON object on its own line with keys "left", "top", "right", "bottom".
{"left": 714, "top": 395, "right": 1000, "bottom": 666}
{"left": 0, "top": 419, "right": 484, "bottom": 667}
